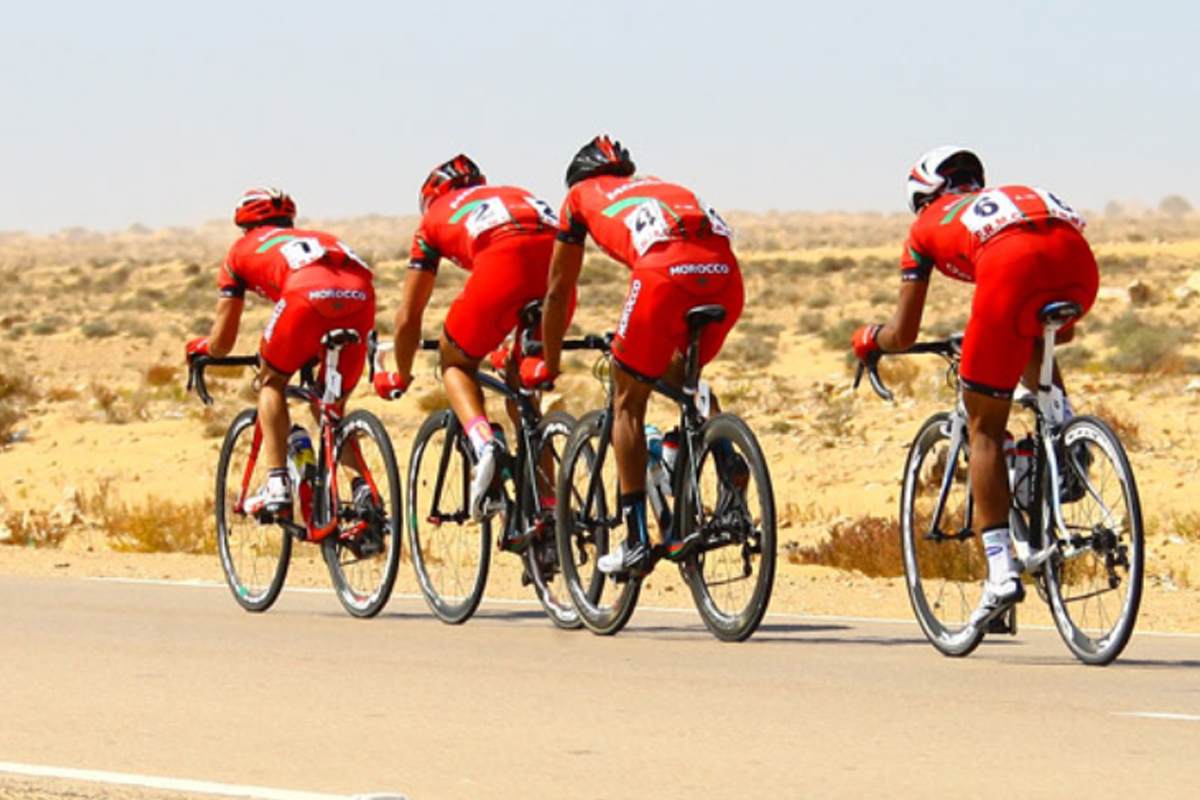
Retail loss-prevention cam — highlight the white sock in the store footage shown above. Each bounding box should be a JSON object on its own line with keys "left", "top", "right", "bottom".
{"left": 982, "top": 527, "right": 1017, "bottom": 584}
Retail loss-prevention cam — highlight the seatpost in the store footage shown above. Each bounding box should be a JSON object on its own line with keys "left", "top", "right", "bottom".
{"left": 1038, "top": 322, "right": 1061, "bottom": 427}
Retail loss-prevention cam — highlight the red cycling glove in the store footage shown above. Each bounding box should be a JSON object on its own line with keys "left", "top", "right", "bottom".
{"left": 519, "top": 356, "right": 557, "bottom": 390}
{"left": 373, "top": 371, "right": 411, "bottom": 400}
{"left": 186, "top": 336, "right": 211, "bottom": 361}
{"left": 851, "top": 325, "right": 883, "bottom": 362}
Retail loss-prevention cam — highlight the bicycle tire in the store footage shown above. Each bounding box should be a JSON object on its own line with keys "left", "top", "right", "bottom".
{"left": 321, "top": 409, "right": 403, "bottom": 618}
{"left": 523, "top": 410, "right": 582, "bottom": 630}
{"left": 215, "top": 408, "right": 292, "bottom": 612}
{"left": 406, "top": 409, "right": 491, "bottom": 624}
{"left": 1042, "top": 415, "right": 1144, "bottom": 665}
{"left": 899, "top": 411, "right": 987, "bottom": 656}
{"left": 555, "top": 409, "right": 640, "bottom": 635}
{"left": 679, "top": 414, "right": 776, "bottom": 642}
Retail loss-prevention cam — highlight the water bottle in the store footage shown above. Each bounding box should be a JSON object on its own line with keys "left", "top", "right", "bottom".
{"left": 1004, "top": 431, "right": 1034, "bottom": 511}
{"left": 288, "top": 425, "right": 316, "bottom": 522}
{"left": 644, "top": 425, "right": 672, "bottom": 529}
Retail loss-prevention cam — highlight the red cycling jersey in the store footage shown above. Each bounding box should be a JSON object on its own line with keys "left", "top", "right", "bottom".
{"left": 557, "top": 175, "right": 742, "bottom": 378}
{"left": 409, "top": 184, "right": 560, "bottom": 273}
{"left": 901, "top": 186, "right": 1097, "bottom": 396}
{"left": 220, "top": 226, "right": 375, "bottom": 388}
{"left": 408, "top": 185, "right": 567, "bottom": 360}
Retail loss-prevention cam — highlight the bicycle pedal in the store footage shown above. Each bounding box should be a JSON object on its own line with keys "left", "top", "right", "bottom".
{"left": 985, "top": 608, "right": 1018, "bottom": 636}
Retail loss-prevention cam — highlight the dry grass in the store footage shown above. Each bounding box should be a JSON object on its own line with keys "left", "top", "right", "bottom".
{"left": 786, "top": 515, "right": 903, "bottom": 578}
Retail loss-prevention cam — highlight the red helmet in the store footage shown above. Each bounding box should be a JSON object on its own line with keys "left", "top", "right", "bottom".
{"left": 419, "top": 154, "right": 485, "bottom": 213}
{"left": 234, "top": 187, "right": 296, "bottom": 228}
{"left": 565, "top": 135, "right": 635, "bottom": 188}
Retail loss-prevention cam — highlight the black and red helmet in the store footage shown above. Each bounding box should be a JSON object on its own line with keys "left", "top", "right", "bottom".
{"left": 233, "top": 187, "right": 296, "bottom": 229}
{"left": 419, "top": 154, "right": 486, "bottom": 213}
{"left": 565, "top": 135, "right": 636, "bottom": 188}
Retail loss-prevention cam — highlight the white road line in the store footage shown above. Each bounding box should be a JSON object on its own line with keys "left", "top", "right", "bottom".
{"left": 1113, "top": 712, "right": 1200, "bottom": 722}
{"left": 87, "top": 577, "right": 1200, "bottom": 638}
{"left": 0, "top": 761, "right": 407, "bottom": 800}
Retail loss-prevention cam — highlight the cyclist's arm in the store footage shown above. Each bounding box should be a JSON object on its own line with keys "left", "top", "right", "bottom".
{"left": 206, "top": 296, "right": 244, "bottom": 358}
{"left": 876, "top": 278, "right": 928, "bottom": 352}
{"left": 391, "top": 266, "right": 437, "bottom": 381}
{"left": 542, "top": 239, "right": 585, "bottom": 376}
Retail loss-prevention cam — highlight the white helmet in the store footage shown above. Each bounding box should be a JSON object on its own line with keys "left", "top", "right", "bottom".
{"left": 906, "top": 146, "right": 985, "bottom": 214}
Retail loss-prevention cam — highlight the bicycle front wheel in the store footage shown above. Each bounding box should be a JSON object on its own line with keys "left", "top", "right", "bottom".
{"left": 407, "top": 410, "right": 491, "bottom": 624}
{"left": 679, "top": 414, "right": 776, "bottom": 642}
{"left": 1042, "top": 415, "right": 1144, "bottom": 665}
{"left": 523, "top": 410, "right": 581, "bottom": 630}
{"left": 215, "top": 408, "right": 292, "bottom": 612}
{"left": 322, "top": 410, "right": 403, "bottom": 618}
{"left": 899, "top": 412, "right": 987, "bottom": 656}
{"left": 556, "top": 409, "right": 640, "bottom": 635}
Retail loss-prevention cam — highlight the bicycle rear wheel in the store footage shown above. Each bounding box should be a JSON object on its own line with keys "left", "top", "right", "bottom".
{"left": 1042, "top": 415, "right": 1144, "bottom": 665}
{"left": 322, "top": 410, "right": 403, "bottom": 618}
{"left": 679, "top": 414, "right": 776, "bottom": 642}
{"left": 523, "top": 410, "right": 581, "bottom": 630}
{"left": 899, "top": 412, "right": 987, "bottom": 656}
{"left": 556, "top": 409, "right": 640, "bottom": 635}
{"left": 215, "top": 408, "right": 291, "bottom": 612}
{"left": 407, "top": 410, "right": 491, "bottom": 624}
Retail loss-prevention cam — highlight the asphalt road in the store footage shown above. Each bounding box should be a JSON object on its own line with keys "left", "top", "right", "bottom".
{"left": 1, "top": 576, "right": 1197, "bottom": 800}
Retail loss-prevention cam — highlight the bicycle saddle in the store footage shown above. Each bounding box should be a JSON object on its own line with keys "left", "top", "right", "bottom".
{"left": 686, "top": 304, "right": 727, "bottom": 330}
{"left": 1037, "top": 301, "right": 1082, "bottom": 326}
{"left": 321, "top": 328, "right": 362, "bottom": 349}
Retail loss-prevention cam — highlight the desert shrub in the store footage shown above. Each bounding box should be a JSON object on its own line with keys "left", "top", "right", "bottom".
{"left": 1085, "top": 400, "right": 1142, "bottom": 450}
{"left": 101, "top": 497, "right": 215, "bottom": 554}
{"left": 1164, "top": 511, "right": 1200, "bottom": 543}
{"left": 820, "top": 318, "right": 860, "bottom": 350}
{"left": 2, "top": 509, "right": 71, "bottom": 548}
{"left": 30, "top": 315, "right": 67, "bottom": 335}
{"left": 146, "top": 364, "right": 178, "bottom": 388}
{"left": 416, "top": 387, "right": 450, "bottom": 414}
{"left": 797, "top": 311, "right": 825, "bottom": 334}
{"left": 1103, "top": 311, "right": 1189, "bottom": 372}
{"left": 81, "top": 319, "right": 117, "bottom": 339}
{"left": 818, "top": 255, "right": 856, "bottom": 273}
{"left": 786, "top": 515, "right": 902, "bottom": 577}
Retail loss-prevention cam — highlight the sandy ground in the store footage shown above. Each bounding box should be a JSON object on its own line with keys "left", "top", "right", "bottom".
{"left": 2, "top": 218, "right": 1200, "bottom": 635}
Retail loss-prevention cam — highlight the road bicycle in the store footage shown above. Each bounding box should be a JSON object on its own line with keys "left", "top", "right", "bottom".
{"left": 188, "top": 328, "right": 403, "bottom": 618}
{"left": 857, "top": 301, "right": 1143, "bottom": 664}
{"left": 392, "top": 303, "right": 606, "bottom": 627}
{"left": 556, "top": 304, "right": 777, "bottom": 641}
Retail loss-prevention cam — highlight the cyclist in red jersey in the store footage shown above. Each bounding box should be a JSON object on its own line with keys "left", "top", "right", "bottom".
{"left": 186, "top": 188, "right": 376, "bottom": 521}
{"left": 373, "top": 155, "right": 573, "bottom": 534}
{"left": 852, "top": 147, "right": 1099, "bottom": 626}
{"left": 534, "top": 135, "right": 744, "bottom": 577}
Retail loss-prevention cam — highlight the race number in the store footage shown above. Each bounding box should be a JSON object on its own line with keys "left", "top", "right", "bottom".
{"left": 625, "top": 199, "right": 672, "bottom": 256}
{"left": 280, "top": 238, "right": 327, "bottom": 270}
{"left": 959, "top": 187, "right": 1086, "bottom": 243}
{"left": 699, "top": 197, "right": 732, "bottom": 238}
{"left": 464, "top": 198, "right": 514, "bottom": 238}
{"left": 525, "top": 196, "right": 559, "bottom": 227}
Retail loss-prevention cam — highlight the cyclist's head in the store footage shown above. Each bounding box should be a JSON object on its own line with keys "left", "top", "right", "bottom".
{"left": 565, "top": 135, "right": 636, "bottom": 188}
{"left": 906, "top": 146, "right": 985, "bottom": 214}
{"left": 420, "top": 154, "right": 486, "bottom": 213}
{"left": 234, "top": 187, "right": 296, "bottom": 230}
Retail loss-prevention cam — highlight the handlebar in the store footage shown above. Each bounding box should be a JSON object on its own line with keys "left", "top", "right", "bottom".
{"left": 187, "top": 354, "right": 259, "bottom": 406}
{"left": 853, "top": 336, "right": 962, "bottom": 403}
{"left": 368, "top": 331, "right": 613, "bottom": 377}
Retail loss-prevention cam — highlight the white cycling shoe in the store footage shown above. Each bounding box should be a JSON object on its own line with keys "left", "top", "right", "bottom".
{"left": 969, "top": 577, "right": 1026, "bottom": 628}
{"left": 469, "top": 440, "right": 504, "bottom": 521}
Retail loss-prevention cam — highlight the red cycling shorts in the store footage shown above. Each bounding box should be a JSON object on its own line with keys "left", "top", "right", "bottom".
{"left": 961, "top": 222, "right": 1098, "bottom": 396}
{"left": 444, "top": 233, "right": 575, "bottom": 359}
{"left": 611, "top": 241, "right": 744, "bottom": 379}
{"left": 260, "top": 264, "right": 375, "bottom": 394}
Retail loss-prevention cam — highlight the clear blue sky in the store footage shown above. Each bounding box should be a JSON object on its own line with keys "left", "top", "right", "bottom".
{"left": 1, "top": 0, "right": 1194, "bottom": 233}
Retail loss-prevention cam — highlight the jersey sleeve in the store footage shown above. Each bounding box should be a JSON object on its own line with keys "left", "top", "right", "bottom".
{"left": 217, "top": 247, "right": 248, "bottom": 299}
{"left": 555, "top": 192, "right": 588, "bottom": 246}
{"left": 408, "top": 228, "right": 442, "bottom": 274}
{"left": 899, "top": 229, "right": 934, "bottom": 282}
